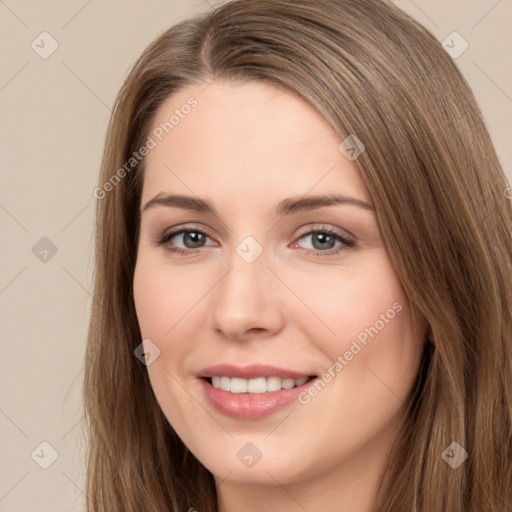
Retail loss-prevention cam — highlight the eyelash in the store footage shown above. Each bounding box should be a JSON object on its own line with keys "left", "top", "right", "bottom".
{"left": 154, "top": 224, "right": 355, "bottom": 257}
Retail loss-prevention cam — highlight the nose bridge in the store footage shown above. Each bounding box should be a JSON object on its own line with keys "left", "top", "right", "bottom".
{"left": 218, "top": 236, "right": 269, "bottom": 311}
{"left": 209, "top": 234, "right": 282, "bottom": 339}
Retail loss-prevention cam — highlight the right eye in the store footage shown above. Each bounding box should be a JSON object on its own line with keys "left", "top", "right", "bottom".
{"left": 155, "top": 227, "right": 216, "bottom": 254}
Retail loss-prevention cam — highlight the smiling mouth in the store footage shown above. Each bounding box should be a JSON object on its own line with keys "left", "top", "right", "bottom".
{"left": 203, "top": 375, "right": 316, "bottom": 393}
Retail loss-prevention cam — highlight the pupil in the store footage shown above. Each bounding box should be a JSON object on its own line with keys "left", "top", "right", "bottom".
{"left": 186, "top": 232, "right": 204, "bottom": 248}
{"left": 314, "top": 233, "right": 334, "bottom": 250}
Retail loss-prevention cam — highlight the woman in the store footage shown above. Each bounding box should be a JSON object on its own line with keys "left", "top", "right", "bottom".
{"left": 84, "top": 0, "right": 512, "bottom": 510}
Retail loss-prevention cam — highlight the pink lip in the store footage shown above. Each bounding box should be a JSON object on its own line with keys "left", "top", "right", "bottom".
{"left": 197, "top": 363, "right": 311, "bottom": 379}
{"left": 199, "top": 379, "right": 315, "bottom": 419}
{"left": 197, "top": 364, "right": 316, "bottom": 420}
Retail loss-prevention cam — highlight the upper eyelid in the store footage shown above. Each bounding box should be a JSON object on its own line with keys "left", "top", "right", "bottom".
{"left": 161, "top": 224, "right": 215, "bottom": 240}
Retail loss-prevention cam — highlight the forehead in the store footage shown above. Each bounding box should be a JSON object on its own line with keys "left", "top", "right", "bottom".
{"left": 142, "top": 79, "right": 371, "bottom": 207}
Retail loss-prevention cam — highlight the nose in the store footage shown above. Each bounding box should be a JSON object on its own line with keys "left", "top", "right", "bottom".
{"left": 208, "top": 243, "right": 285, "bottom": 342}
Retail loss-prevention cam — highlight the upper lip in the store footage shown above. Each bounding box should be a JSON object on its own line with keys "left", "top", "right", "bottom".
{"left": 197, "top": 364, "right": 314, "bottom": 380}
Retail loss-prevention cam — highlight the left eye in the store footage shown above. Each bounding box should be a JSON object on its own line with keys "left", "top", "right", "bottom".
{"left": 296, "top": 229, "right": 352, "bottom": 252}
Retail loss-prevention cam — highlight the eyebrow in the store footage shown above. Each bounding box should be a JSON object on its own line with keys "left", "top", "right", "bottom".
{"left": 141, "top": 193, "right": 375, "bottom": 216}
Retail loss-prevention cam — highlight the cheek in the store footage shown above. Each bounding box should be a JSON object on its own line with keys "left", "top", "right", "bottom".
{"left": 133, "top": 258, "right": 204, "bottom": 428}
{"left": 132, "top": 253, "right": 214, "bottom": 414}
{"left": 286, "top": 262, "right": 421, "bottom": 453}
{"left": 133, "top": 255, "right": 206, "bottom": 342}
{"left": 287, "top": 253, "right": 413, "bottom": 358}
{"left": 289, "top": 254, "right": 423, "bottom": 414}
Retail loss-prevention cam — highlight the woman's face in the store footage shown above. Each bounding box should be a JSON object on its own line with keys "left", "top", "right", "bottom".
{"left": 133, "top": 79, "right": 424, "bottom": 497}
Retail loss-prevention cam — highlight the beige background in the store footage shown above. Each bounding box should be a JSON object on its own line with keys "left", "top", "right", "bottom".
{"left": 0, "top": 0, "right": 510, "bottom": 510}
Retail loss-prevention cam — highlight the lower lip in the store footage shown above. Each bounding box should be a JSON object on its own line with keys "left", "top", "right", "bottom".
{"left": 199, "top": 378, "right": 314, "bottom": 419}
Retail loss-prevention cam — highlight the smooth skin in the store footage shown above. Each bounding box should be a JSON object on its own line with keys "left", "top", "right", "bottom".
{"left": 133, "top": 79, "right": 425, "bottom": 512}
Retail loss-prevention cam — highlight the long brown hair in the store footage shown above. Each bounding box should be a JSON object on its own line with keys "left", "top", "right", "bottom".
{"left": 84, "top": 0, "right": 512, "bottom": 510}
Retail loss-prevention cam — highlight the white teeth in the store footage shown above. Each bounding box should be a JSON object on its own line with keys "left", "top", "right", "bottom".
{"left": 230, "top": 377, "right": 248, "bottom": 393}
{"left": 266, "top": 376, "right": 282, "bottom": 392}
{"left": 247, "top": 377, "right": 266, "bottom": 394}
{"left": 209, "top": 376, "right": 310, "bottom": 393}
{"left": 295, "top": 377, "right": 308, "bottom": 386}
{"left": 281, "top": 378, "right": 295, "bottom": 389}
{"left": 220, "top": 376, "right": 231, "bottom": 391}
